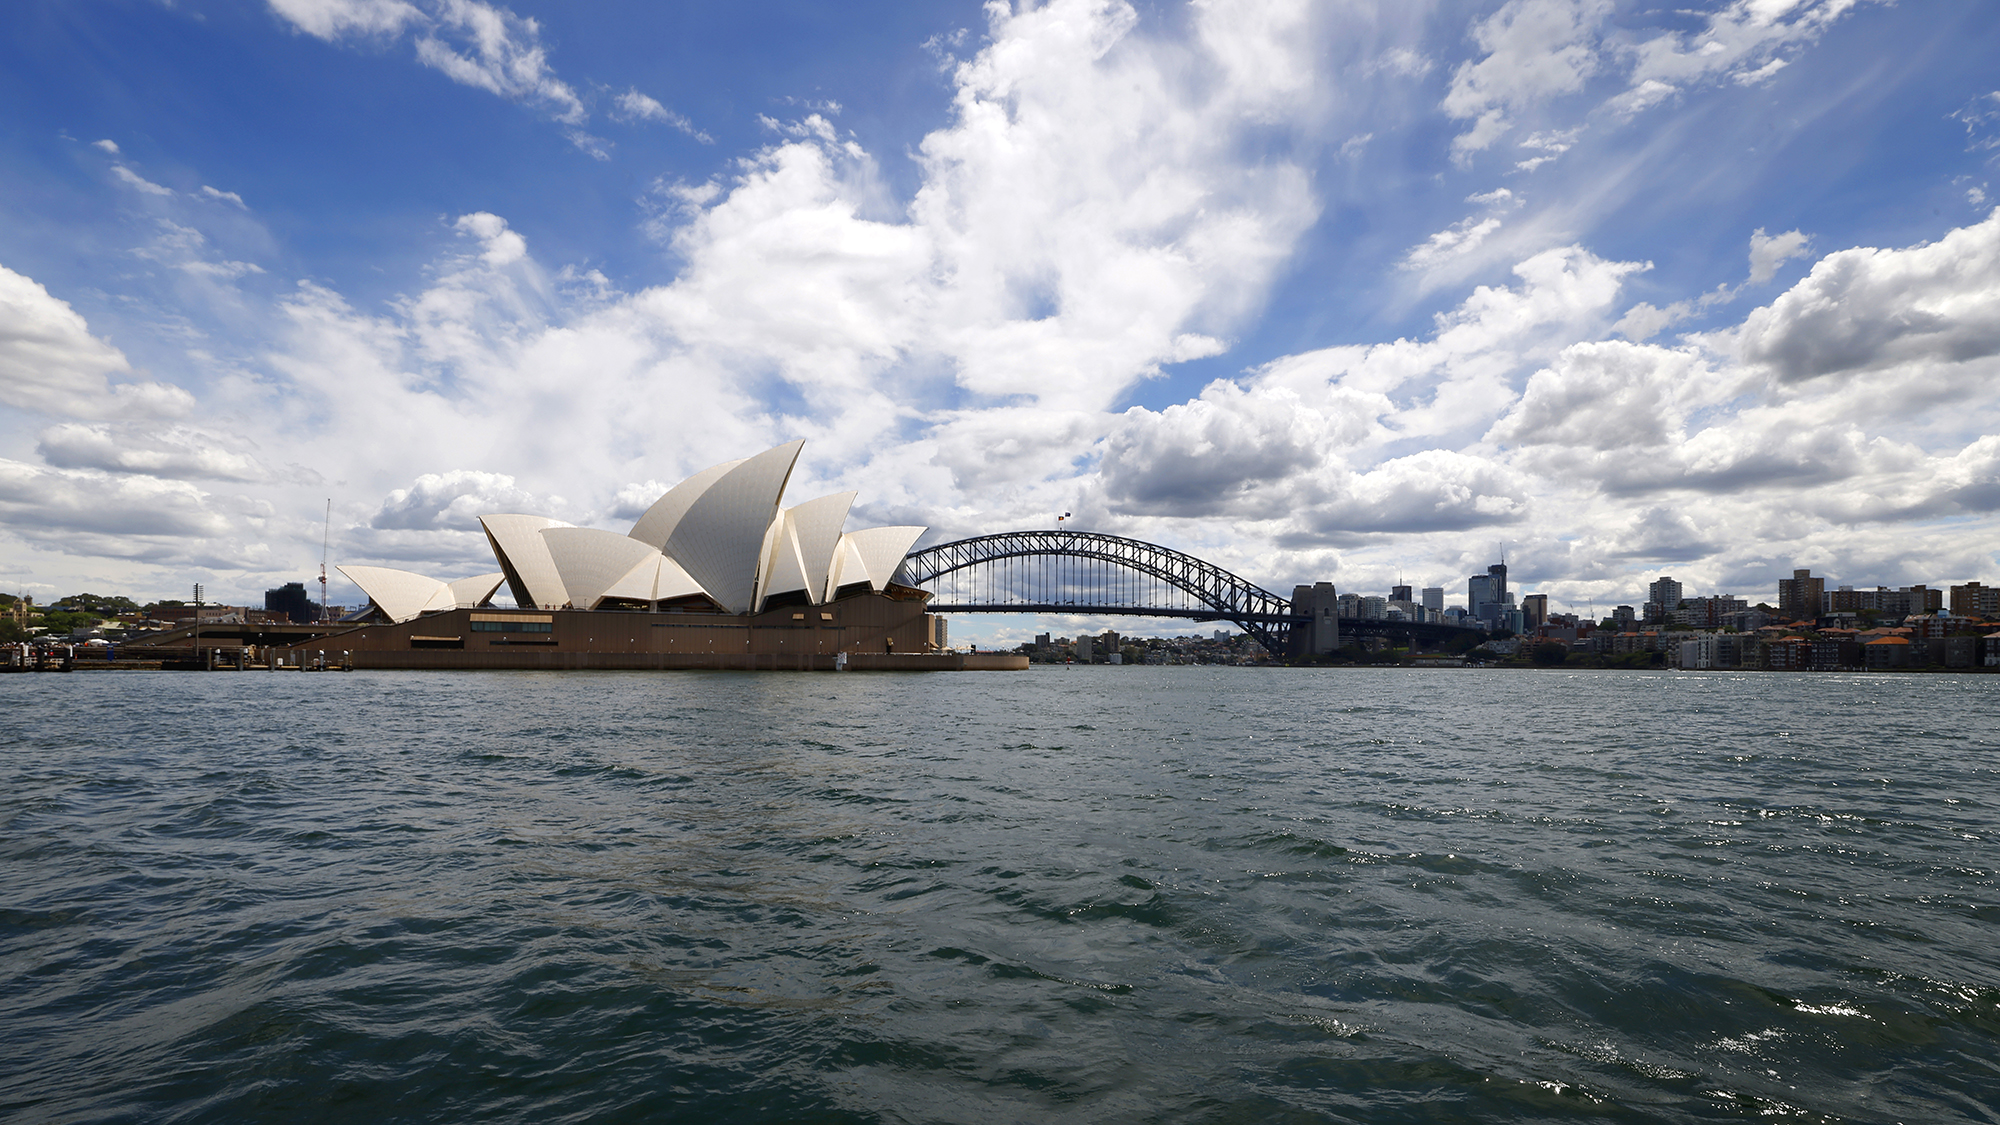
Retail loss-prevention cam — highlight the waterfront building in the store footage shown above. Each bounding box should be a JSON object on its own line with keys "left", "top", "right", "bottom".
{"left": 1676, "top": 594, "right": 1747, "bottom": 628}
{"left": 1468, "top": 563, "right": 1512, "bottom": 629}
{"left": 1778, "top": 569, "right": 1825, "bottom": 621}
{"left": 1646, "top": 576, "right": 1683, "bottom": 623}
{"left": 341, "top": 441, "right": 923, "bottom": 624}
{"left": 1680, "top": 632, "right": 1748, "bottom": 670}
{"left": 1764, "top": 636, "right": 1811, "bottom": 670}
{"left": 1950, "top": 581, "right": 2000, "bottom": 617}
{"left": 313, "top": 442, "right": 979, "bottom": 670}
{"left": 1827, "top": 585, "right": 1944, "bottom": 618}
{"left": 264, "top": 582, "right": 315, "bottom": 624}
{"left": 1862, "top": 636, "right": 1911, "bottom": 669}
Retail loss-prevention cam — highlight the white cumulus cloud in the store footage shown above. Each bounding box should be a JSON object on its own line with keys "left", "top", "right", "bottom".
{"left": 1735, "top": 209, "right": 2000, "bottom": 383}
{"left": 1747, "top": 227, "right": 1811, "bottom": 284}
{"left": 370, "top": 469, "right": 558, "bottom": 531}
{"left": 36, "top": 423, "right": 268, "bottom": 482}
{"left": 0, "top": 264, "right": 192, "bottom": 419}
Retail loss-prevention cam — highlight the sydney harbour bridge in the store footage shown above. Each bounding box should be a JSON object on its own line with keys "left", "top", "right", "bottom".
{"left": 894, "top": 530, "right": 1484, "bottom": 658}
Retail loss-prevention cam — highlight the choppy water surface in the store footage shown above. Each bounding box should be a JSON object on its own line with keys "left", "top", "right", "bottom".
{"left": 3, "top": 667, "right": 1997, "bottom": 1123}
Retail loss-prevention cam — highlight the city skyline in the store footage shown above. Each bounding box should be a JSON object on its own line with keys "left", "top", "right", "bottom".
{"left": 4, "top": 1, "right": 2000, "bottom": 645}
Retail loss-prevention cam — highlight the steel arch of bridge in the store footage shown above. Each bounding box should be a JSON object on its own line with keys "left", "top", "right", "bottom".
{"left": 894, "top": 530, "right": 1304, "bottom": 655}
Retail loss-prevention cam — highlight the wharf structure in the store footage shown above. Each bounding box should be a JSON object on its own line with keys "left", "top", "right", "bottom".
{"left": 276, "top": 441, "right": 1022, "bottom": 671}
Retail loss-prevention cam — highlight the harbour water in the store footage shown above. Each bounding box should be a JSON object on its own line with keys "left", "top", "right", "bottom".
{"left": 3, "top": 667, "right": 1996, "bottom": 1123}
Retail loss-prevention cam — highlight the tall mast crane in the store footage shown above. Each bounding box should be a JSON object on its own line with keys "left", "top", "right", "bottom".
{"left": 319, "top": 498, "right": 331, "bottom": 623}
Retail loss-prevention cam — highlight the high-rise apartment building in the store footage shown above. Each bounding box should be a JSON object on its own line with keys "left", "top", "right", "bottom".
{"left": 1951, "top": 582, "right": 2000, "bottom": 617}
{"left": 1777, "top": 569, "right": 1824, "bottom": 621}
{"left": 1521, "top": 593, "right": 1548, "bottom": 630}
{"left": 1646, "top": 576, "right": 1683, "bottom": 623}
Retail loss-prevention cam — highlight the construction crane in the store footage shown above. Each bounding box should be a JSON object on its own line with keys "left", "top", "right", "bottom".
{"left": 318, "top": 498, "right": 331, "bottom": 623}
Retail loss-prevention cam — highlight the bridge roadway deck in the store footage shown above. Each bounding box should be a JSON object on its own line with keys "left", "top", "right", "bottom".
{"left": 926, "top": 603, "right": 1482, "bottom": 644}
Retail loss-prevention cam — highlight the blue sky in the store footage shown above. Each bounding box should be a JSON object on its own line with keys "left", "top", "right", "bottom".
{"left": 3, "top": 0, "right": 1999, "bottom": 641}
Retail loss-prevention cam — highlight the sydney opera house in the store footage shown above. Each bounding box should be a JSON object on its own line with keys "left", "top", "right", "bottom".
{"left": 291, "top": 441, "right": 1013, "bottom": 670}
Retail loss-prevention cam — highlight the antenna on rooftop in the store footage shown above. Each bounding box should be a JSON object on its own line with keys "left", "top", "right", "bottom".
{"left": 318, "top": 498, "right": 331, "bottom": 623}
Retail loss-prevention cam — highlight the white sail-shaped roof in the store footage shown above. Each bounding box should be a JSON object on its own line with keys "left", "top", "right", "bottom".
{"left": 652, "top": 556, "right": 707, "bottom": 602}
{"left": 759, "top": 516, "right": 811, "bottom": 610}
{"left": 843, "top": 526, "right": 927, "bottom": 592}
{"left": 823, "top": 535, "right": 870, "bottom": 601}
{"left": 480, "top": 514, "right": 573, "bottom": 609}
{"left": 665, "top": 440, "right": 803, "bottom": 614}
{"left": 418, "top": 583, "right": 457, "bottom": 615}
{"left": 600, "top": 555, "right": 658, "bottom": 604}
{"left": 594, "top": 553, "right": 713, "bottom": 605}
{"left": 445, "top": 572, "right": 506, "bottom": 609}
{"left": 626, "top": 458, "right": 744, "bottom": 550}
{"left": 541, "top": 527, "right": 667, "bottom": 610}
{"left": 787, "top": 492, "right": 855, "bottom": 604}
{"left": 338, "top": 564, "right": 448, "bottom": 624}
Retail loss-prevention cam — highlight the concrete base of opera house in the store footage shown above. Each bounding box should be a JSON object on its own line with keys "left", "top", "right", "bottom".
{"left": 285, "top": 650, "right": 1028, "bottom": 671}
{"left": 270, "top": 592, "right": 1026, "bottom": 672}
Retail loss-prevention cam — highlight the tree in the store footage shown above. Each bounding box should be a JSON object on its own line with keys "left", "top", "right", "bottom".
{"left": 1531, "top": 641, "right": 1568, "bottom": 665}
{"left": 40, "top": 610, "right": 99, "bottom": 636}
{"left": 66, "top": 593, "right": 140, "bottom": 615}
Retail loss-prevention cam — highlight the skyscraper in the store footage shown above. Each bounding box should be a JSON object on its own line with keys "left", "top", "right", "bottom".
{"left": 1469, "top": 562, "right": 1509, "bottom": 629}
{"left": 264, "top": 581, "right": 314, "bottom": 624}
{"left": 1646, "top": 576, "right": 1683, "bottom": 623}
{"left": 1777, "top": 569, "right": 1825, "bottom": 621}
